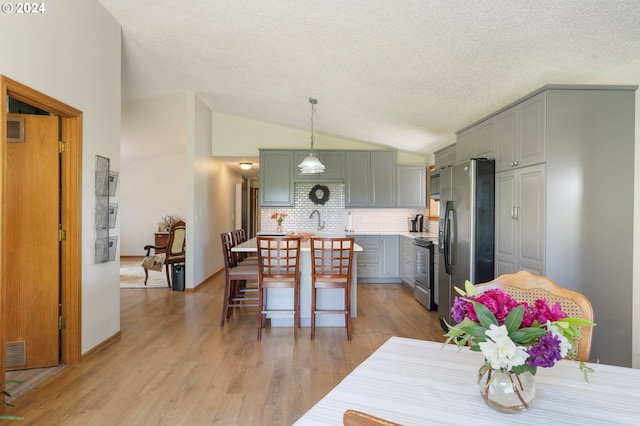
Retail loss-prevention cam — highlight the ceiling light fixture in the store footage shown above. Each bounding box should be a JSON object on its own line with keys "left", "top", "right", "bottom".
{"left": 298, "top": 97, "right": 325, "bottom": 174}
{"left": 239, "top": 162, "right": 253, "bottom": 170}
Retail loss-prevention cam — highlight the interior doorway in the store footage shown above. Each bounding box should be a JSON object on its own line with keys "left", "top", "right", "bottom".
{"left": 1, "top": 76, "right": 82, "bottom": 387}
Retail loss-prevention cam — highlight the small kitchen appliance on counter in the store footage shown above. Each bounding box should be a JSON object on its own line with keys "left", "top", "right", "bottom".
{"left": 409, "top": 214, "right": 424, "bottom": 232}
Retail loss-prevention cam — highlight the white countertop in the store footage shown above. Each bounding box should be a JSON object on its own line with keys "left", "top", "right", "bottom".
{"left": 295, "top": 337, "right": 640, "bottom": 425}
{"left": 232, "top": 237, "right": 364, "bottom": 252}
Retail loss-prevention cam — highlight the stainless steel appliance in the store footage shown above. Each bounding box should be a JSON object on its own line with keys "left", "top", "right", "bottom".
{"left": 409, "top": 214, "right": 424, "bottom": 232}
{"left": 437, "top": 158, "right": 495, "bottom": 327}
{"left": 414, "top": 237, "right": 436, "bottom": 310}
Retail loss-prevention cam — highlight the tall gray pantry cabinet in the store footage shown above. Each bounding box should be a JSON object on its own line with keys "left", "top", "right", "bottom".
{"left": 458, "top": 85, "right": 637, "bottom": 367}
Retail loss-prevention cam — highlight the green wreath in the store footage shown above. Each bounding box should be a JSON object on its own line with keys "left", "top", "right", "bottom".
{"left": 309, "top": 184, "right": 330, "bottom": 205}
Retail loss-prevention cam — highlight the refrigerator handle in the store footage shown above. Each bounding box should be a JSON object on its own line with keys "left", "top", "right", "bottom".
{"left": 444, "top": 201, "right": 453, "bottom": 274}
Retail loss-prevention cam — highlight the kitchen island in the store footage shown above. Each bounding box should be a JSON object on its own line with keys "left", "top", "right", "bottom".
{"left": 232, "top": 237, "right": 363, "bottom": 327}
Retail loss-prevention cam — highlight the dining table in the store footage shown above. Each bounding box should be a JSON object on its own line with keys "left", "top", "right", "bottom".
{"left": 232, "top": 236, "right": 362, "bottom": 327}
{"left": 294, "top": 336, "right": 640, "bottom": 425}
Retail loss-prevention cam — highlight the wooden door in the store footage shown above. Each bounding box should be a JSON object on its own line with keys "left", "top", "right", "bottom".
{"left": 5, "top": 113, "right": 60, "bottom": 370}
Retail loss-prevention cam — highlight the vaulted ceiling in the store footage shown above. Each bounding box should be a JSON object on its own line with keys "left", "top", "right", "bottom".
{"left": 100, "top": 0, "right": 640, "bottom": 160}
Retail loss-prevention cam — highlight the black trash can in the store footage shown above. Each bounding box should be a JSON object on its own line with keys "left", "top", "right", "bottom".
{"left": 171, "top": 264, "right": 185, "bottom": 291}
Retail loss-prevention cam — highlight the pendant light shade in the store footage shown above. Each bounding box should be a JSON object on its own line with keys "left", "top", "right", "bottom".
{"left": 298, "top": 97, "right": 325, "bottom": 174}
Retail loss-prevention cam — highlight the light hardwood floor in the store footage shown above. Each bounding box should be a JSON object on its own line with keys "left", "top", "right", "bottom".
{"left": 5, "top": 271, "right": 445, "bottom": 425}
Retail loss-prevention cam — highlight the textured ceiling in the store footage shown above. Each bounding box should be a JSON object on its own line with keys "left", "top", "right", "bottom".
{"left": 100, "top": 0, "right": 640, "bottom": 170}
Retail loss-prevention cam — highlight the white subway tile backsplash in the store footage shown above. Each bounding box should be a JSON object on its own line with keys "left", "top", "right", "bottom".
{"left": 260, "top": 182, "right": 430, "bottom": 234}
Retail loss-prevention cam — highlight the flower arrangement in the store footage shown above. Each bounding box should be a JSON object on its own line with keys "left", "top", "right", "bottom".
{"left": 271, "top": 211, "right": 287, "bottom": 231}
{"left": 158, "top": 214, "right": 184, "bottom": 232}
{"left": 444, "top": 281, "right": 596, "bottom": 381}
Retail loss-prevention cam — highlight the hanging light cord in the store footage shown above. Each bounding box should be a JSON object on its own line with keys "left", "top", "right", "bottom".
{"left": 309, "top": 97, "right": 317, "bottom": 155}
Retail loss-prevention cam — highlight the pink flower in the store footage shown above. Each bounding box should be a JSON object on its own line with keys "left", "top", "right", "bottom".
{"left": 468, "top": 289, "right": 520, "bottom": 324}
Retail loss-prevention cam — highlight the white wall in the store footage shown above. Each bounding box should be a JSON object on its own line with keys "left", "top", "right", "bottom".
{"left": 589, "top": 60, "right": 640, "bottom": 368}
{"left": 120, "top": 94, "right": 188, "bottom": 256}
{"left": 122, "top": 93, "right": 246, "bottom": 288}
{"left": 187, "top": 93, "right": 220, "bottom": 288}
{"left": 0, "top": 0, "right": 122, "bottom": 352}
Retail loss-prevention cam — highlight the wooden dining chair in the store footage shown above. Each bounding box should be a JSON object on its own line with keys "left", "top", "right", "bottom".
{"left": 142, "top": 220, "right": 186, "bottom": 288}
{"left": 343, "top": 409, "right": 400, "bottom": 426}
{"left": 475, "top": 270, "right": 594, "bottom": 361}
{"left": 309, "top": 237, "right": 355, "bottom": 340}
{"left": 220, "top": 232, "right": 259, "bottom": 327}
{"left": 256, "top": 235, "right": 302, "bottom": 340}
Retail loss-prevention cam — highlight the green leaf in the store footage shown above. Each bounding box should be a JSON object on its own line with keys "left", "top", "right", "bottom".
{"left": 454, "top": 286, "right": 466, "bottom": 296}
{"left": 0, "top": 415, "right": 24, "bottom": 420}
{"left": 460, "top": 324, "right": 490, "bottom": 340}
{"left": 556, "top": 317, "right": 596, "bottom": 327}
{"left": 471, "top": 301, "right": 499, "bottom": 328}
{"left": 504, "top": 305, "right": 524, "bottom": 334}
{"left": 512, "top": 364, "right": 537, "bottom": 376}
{"left": 509, "top": 327, "right": 547, "bottom": 344}
{"left": 579, "top": 360, "right": 597, "bottom": 383}
{"left": 465, "top": 280, "right": 477, "bottom": 296}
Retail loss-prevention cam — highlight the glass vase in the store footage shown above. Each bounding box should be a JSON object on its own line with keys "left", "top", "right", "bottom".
{"left": 477, "top": 364, "right": 536, "bottom": 413}
{"left": 276, "top": 222, "right": 283, "bottom": 233}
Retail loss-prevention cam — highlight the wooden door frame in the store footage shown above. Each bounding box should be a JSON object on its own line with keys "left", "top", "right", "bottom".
{"left": 0, "top": 75, "right": 82, "bottom": 383}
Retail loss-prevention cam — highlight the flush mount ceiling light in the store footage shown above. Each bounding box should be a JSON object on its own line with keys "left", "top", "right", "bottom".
{"left": 239, "top": 162, "right": 253, "bottom": 170}
{"left": 298, "top": 97, "right": 325, "bottom": 174}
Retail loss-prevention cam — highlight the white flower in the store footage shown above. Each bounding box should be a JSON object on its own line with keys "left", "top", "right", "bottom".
{"left": 546, "top": 321, "right": 572, "bottom": 358}
{"left": 479, "top": 324, "right": 529, "bottom": 370}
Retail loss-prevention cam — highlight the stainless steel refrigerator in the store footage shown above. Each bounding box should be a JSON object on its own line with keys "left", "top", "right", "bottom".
{"left": 437, "top": 158, "right": 495, "bottom": 327}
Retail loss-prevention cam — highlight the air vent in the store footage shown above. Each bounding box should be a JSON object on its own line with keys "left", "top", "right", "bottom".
{"left": 5, "top": 341, "right": 26, "bottom": 368}
{"left": 7, "top": 117, "right": 25, "bottom": 142}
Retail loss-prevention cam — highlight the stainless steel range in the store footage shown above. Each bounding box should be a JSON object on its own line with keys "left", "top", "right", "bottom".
{"left": 414, "top": 237, "right": 436, "bottom": 310}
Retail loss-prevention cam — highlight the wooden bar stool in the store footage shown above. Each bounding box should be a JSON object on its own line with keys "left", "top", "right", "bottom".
{"left": 309, "top": 237, "right": 355, "bottom": 340}
{"left": 256, "top": 235, "right": 302, "bottom": 340}
{"left": 220, "top": 232, "right": 259, "bottom": 327}
{"left": 232, "top": 228, "right": 257, "bottom": 264}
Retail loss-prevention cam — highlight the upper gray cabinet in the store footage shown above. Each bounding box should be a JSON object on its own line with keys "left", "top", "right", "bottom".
{"left": 259, "top": 150, "right": 294, "bottom": 207}
{"left": 433, "top": 144, "right": 456, "bottom": 169}
{"left": 456, "top": 119, "right": 496, "bottom": 163}
{"left": 396, "top": 165, "right": 426, "bottom": 208}
{"left": 345, "top": 151, "right": 396, "bottom": 208}
{"left": 371, "top": 151, "right": 396, "bottom": 207}
{"left": 495, "top": 92, "right": 546, "bottom": 172}
{"left": 294, "top": 150, "right": 345, "bottom": 181}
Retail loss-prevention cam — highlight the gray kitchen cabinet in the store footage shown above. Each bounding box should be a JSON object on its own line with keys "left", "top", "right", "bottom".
{"left": 476, "top": 84, "right": 636, "bottom": 367}
{"left": 354, "top": 234, "right": 401, "bottom": 283}
{"left": 259, "top": 150, "right": 294, "bottom": 207}
{"left": 433, "top": 144, "right": 456, "bottom": 169}
{"left": 396, "top": 165, "right": 426, "bottom": 208}
{"left": 371, "top": 152, "right": 396, "bottom": 207}
{"left": 495, "top": 92, "right": 546, "bottom": 172}
{"left": 380, "top": 235, "right": 399, "bottom": 278}
{"left": 345, "top": 151, "right": 396, "bottom": 208}
{"left": 294, "top": 150, "right": 345, "bottom": 181}
{"left": 399, "top": 236, "right": 415, "bottom": 287}
{"left": 495, "top": 164, "right": 545, "bottom": 276}
{"left": 353, "top": 235, "right": 379, "bottom": 278}
{"left": 345, "top": 152, "right": 371, "bottom": 207}
{"left": 456, "top": 118, "right": 496, "bottom": 163}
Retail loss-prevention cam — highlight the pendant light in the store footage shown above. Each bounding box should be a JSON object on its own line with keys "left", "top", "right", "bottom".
{"left": 298, "top": 97, "right": 325, "bottom": 174}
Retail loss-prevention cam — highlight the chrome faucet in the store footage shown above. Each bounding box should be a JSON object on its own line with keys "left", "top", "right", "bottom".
{"left": 309, "top": 209, "right": 325, "bottom": 231}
